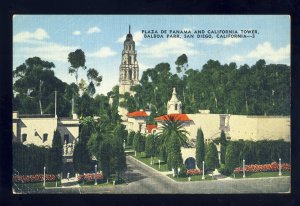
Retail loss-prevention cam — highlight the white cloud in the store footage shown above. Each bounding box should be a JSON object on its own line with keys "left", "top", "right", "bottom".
{"left": 139, "top": 38, "right": 200, "bottom": 58}
{"left": 72, "top": 30, "right": 81, "bottom": 35}
{"left": 200, "top": 38, "right": 242, "bottom": 46}
{"left": 228, "top": 42, "right": 290, "bottom": 63}
{"left": 117, "top": 31, "right": 144, "bottom": 45}
{"left": 86, "top": 26, "right": 101, "bottom": 34}
{"left": 88, "top": 47, "right": 117, "bottom": 58}
{"left": 18, "top": 42, "right": 77, "bottom": 62}
{"left": 14, "top": 28, "right": 50, "bottom": 43}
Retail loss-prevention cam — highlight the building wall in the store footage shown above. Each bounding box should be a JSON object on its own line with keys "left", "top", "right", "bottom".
{"left": 186, "top": 113, "right": 221, "bottom": 141}
{"left": 228, "top": 115, "right": 290, "bottom": 141}
{"left": 126, "top": 117, "right": 147, "bottom": 134}
{"left": 58, "top": 119, "right": 80, "bottom": 143}
{"left": 19, "top": 118, "right": 58, "bottom": 147}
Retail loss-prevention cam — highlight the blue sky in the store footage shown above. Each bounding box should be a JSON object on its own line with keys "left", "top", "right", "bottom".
{"left": 13, "top": 15, "right": 290, "bottom": 95}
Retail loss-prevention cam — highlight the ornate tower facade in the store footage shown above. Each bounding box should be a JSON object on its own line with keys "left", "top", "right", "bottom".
{"left": 118, "top": 26, "right": 140, "bottom": 119}
{"left": 167, "top": 88, "right": 182, "bottom": 114}
{"left": 119, "top": 25, "right": 139, "bottom": 95}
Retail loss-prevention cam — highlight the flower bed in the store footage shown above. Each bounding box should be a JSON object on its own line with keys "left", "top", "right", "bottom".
{"left": 77, "top": 173, "right": 104, "bottom": 183}
{"left": 13, "top": 174, "right": 58, "bottom": 183}
{"left": 234, "top": 162, "right": 291, "bottom": 173}
{"left": 186, "top": 169, "right": 202, "bottom": 176}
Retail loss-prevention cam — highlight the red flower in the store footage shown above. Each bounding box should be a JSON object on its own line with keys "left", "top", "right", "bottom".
{"left": 234, "top": 162, "right": 291, "bottom": 173}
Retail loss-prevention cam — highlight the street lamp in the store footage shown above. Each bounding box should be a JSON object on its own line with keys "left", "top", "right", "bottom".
{"left": 279, "top": 158, "right": 282, "bottom": 176}
{"left": 243, "top": 159, "right": 246, "bottom": 178}
{"left": 94, "top": 164, "right": 98, "bottom": 185}
{"left": 43, "top": 166, "right": 46, "bottom": 187}
{"left": 202, "top": 161, "right": 205, "bottom": 180}
{"left": 177, "top": 167, "right": 180, "bottom": 178}
{"left": 158, "top": 159, "right": 161, "bottom": 169}
{"left": 135, "top": 150, "right": 137, "bottom": 157}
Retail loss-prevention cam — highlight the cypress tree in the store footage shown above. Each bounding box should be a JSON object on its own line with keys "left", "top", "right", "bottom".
{"left": 98, "top": 140, "right": 112, "bottom": 179}
{"left": 145, "top": 134, "right": 156, "bottom": 158}
{"left": 219, "top": 130, "right": 227, "bottom": 164}
{"left": 127, "top": 131, "right": 135, "bottom": 146}
{"left": 204, "top": 142, "right": 219, "bottom": 171}
{"left": 73, "top": 125, "right": 93, "bottom": 174}
{"left": 224, "top": 141, "right": 242, "bottom": 174}
{"left": 133, "top": 132, "right": 145, "bottom": 153}
{"left": 195, "top": 128, "right": 205, "bottom": 168}
{"left": 47, "top": 130, "right": 63, "bottom": 174}
{"left": 111, "top": 133, "right": 127, "bottom": 180}
{"left": 167, "top": 133, "right": 183, "bottom": 171}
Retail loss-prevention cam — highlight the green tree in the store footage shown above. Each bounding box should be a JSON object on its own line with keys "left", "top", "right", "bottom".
{"left": 224, "top": 141, "right": 242, "bottom": 175}
{"left": 166, "top": 132, "right": 183, "bottom": 171}
{"left": 219, "top": 130, "right": 227, "bottom": 164}
{"left": 86, "top": 68, "right": 102, "bottom": 96}
{"left": 133, "top": 132, "right": 145, "bottom": 153}
{"left": 47, "top": 130, "right": 63, "bottom": 175}
{"left": 127, "top": 131, "right": 135, "bottom": 146}
{"left": 111, "top": 133, "right": 127, "bottom": 181}
{"left": 157, "top": 115, "right": 189, "bottom": 161}
{"left": 195, "top": 128, "right": 205, "bottom": 168}
{"left": 68, "top": 49, "right": 87, "bottom": 84}
{"left": 145, "top": 134, "right": 156, "bottom": 158}
{"left": 98, "top": 140, "right": 112, "bottom": 179}
{"left": 175, "top": 54, "right": 188, "bottom": 74}
{"left": 205, "top": 142, "right": 219, "bottom": 171}
{"left": 73, "top": 124, "right": 93, "bottom": 174}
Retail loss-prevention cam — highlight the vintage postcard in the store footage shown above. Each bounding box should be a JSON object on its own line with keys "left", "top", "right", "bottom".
{"left": 12, "top": 15, "right": 290, "bottom": 194}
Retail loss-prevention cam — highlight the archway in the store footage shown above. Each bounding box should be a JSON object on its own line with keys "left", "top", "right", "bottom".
{"left": 185, "top": 157, "right": 196, "bottom": 169}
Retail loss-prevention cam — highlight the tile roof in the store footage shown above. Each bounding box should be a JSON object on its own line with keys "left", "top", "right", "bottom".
{"left": 127, "top": 110, "right": 148, "bottom": 117}
{"left": 154, "top": 114, "right": 191, "bottom": 121}
{"left": 146, "top": 124, "right": 157, "bottom": 133}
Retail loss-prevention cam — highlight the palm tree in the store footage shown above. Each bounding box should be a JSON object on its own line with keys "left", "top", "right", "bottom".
{"left": 157, "top": 115, "right": 189, "bottom": 159}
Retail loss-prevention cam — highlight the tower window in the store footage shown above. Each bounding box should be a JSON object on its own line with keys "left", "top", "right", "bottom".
{"left": 175, "top": 104, "right": 178, "bottom": 110}
{"left": 128, "top": 56, "right": 131, "bottom": 64}
{"left": 43, "top": 133, "right": 48, "bottom": 142}
{"left": 21, "top": 134, "right": 27, "bottom": 142}
{"left": 139, "top": 124, "right": 142, "bottom": 132}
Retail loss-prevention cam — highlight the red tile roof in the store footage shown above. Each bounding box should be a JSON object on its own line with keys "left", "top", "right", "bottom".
{"left": 154, "top": 114, "right": 191, "bottom": 122}
{"left": 127, "top": 111, "right": 148, "bottom": 117}
{"left": 146, "top": 124, "right": 157, "bottom": 133}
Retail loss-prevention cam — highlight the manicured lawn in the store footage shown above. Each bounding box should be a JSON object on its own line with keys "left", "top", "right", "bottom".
{"left": 14, "top": 181, "right": 61, "bottom": 190}
{"left": 233, "top": 171, "right": 290, "bottom": 179}
{"left": 79, "top": 178, "right": 126, "bottom": 187}
{"left": 167, "top": 174, "right": 214, "bottom": 182}
{"left": 131, "top": 152, "right": 170, "bottom": 172}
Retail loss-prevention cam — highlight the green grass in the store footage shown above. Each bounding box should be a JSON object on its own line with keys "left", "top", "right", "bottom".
{"left": 131, "top": 152, "right": 170, "bottom": 172}
{"left": 167, "top": 174, "right": 214, "bottom": 182}
{"left": 233, "top": 171, "right": 290, "bottom": 179}
{"left": 14, "top": 180, "right": 61, "bottom": 190}
{"left": 79, "top": 177, "right": 126, "bottom": 187}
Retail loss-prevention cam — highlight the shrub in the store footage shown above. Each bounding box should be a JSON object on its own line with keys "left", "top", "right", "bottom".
{"left": 77, "top": 172, "right": 104, "bottom": 183}
{"left": 13, "top": 174, "right": 58, "bottom": 183}
{"left": 204, "top": 142, "right": 219, "bottom": 171}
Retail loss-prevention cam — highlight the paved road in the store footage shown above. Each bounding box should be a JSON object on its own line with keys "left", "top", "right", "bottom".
{"left": 36, "top": 155, "right": 290, "bottom": 194}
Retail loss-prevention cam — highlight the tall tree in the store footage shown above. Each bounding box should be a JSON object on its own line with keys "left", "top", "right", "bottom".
{"left": 47, "top": 130, "right": 63, "bottom": 175}
{"left": 86, "top": 68, "right": 103, "bottom": 96}
{"left": 73, "top": 124, "right": 93, "bottom": 174}
{"left": 219, "top": 130, "right": 227, "bottom": 164}
{"left": 133, "top": 132, "right": 145, "bottom": 153}
{"left": 166, "top": 132, "right": 183, "bottom": 171}
{"left": 145, "top": 134, "right": 156, "bottom": 158}
{"left": 195, "top": 128, "right": 205, "bottom": 168}
{"left": 68, "top": 49, "right": 87, "bottom": 84}
{"left": 205, "top": 142, "right": 219, "bottom": 171}
{"left": 127, "top": 131, "right": 135, "bottom": 146}
{"left": 111, "top": 132, "right": 127, "bottom": 181}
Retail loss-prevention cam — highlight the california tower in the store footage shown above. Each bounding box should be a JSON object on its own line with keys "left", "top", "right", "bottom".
{"left": 118, "top": 26, "right": 140, "bottom": 119}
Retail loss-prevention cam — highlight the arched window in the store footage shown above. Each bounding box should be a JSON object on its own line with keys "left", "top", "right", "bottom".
{"left": 43, "top": 133, "right": 48, "bottom": 142}
{"left": 175, "top": 104, "right": 178, "bottom": 110}
{"left": 21, "top": 134, "right": 27, "bottom": 142}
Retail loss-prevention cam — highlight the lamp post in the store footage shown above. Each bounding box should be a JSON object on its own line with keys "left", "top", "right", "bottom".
{"left": 177, "top": 167, "right": 180, "bottom": 178}
{"left": 243, "top": 159, "right": 246, "bottom": 178}
{"left": 158, "top": 159, "right": 161, "bottom": 169}
{"left": 94, "top": 164, "right": 98, "bottom": 185}
{"left": 123, "top": 140, "right": 126, "bottom": 148}
{"left": 43, "top": 166, "right": 46, "bottom": 187}
{"left": 135, "top": 150, "right": 137, "bottom": 157}
{"left": 279, "top": 158, "right": 282, "bottom": 176}
{"left": 202, "top": 161, "right": 205, "bottom": 180}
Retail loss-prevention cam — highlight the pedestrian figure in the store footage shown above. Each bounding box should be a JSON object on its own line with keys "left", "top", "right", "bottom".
{"left": 67, "top": 172, "right": 70, "bottom": 181}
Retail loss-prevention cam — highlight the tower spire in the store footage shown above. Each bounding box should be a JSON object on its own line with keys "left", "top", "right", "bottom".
{"left": 129, "top": 24, "right": 131, "bottom": 34}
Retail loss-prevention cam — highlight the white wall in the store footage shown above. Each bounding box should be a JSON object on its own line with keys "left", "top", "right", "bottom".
{"left": 19, "top": 118, "right": 57, "bottom": 147}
